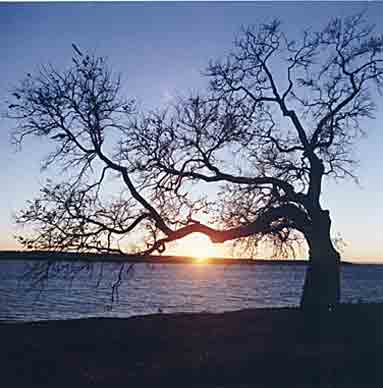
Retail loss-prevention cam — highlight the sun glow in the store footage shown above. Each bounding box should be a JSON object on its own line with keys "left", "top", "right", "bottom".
{"left": 170, "top": 233, "right": 224, "bottom": 261}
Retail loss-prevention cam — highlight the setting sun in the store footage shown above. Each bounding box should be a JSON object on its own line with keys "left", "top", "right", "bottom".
{"left": 169, "top": 233, "right": 224, "bottom": 261}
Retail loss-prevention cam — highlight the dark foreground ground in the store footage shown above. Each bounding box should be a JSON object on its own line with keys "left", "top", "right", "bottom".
{"left": 1, "top": 304, "right": 383, "bottom": 388}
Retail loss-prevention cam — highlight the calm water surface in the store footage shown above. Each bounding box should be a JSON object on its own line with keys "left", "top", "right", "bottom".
{"left": 1, "top": 260, "right": 383, "bottom": 321}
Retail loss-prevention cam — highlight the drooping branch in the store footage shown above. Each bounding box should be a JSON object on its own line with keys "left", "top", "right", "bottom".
{"left": 141, "top": 203, "right": 310, "bottom": 254}
{"left": 15, "top": 179, "right": 153, "bottom": 253}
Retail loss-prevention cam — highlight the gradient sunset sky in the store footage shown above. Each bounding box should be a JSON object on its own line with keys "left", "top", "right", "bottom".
{"left": 0, "top": 2, "right": 382, "bottom": 262}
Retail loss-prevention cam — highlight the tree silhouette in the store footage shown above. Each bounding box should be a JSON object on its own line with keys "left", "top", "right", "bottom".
{"left": 8, "top": 13, "right": 383, "bottom": 309}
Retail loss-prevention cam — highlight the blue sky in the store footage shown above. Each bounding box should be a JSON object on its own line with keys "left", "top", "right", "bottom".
{"left": 0, "top": 2, "right": 382, "bottom": 261}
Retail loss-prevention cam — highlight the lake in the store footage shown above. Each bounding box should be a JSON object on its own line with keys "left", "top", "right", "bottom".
{"left": 1, "top": 260, "right": 383, "bottom": 321}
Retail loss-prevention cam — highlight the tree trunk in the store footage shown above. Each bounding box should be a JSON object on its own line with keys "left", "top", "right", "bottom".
{"left": 300, "top": 210, "right": 340, "bottom": 310}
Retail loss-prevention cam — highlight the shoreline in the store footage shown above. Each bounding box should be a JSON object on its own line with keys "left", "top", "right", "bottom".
{"left": 0, "top": 250, "right": 361, "bottom": 265}
{"left": 2, "top": 304, "right": 383, "bottom": 387}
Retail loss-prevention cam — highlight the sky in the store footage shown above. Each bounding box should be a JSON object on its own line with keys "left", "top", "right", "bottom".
{"left": 0, "top": 2, "right": 382, "bottom": 262}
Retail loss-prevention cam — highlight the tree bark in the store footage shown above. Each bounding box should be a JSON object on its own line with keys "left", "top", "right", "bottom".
{"left": 300, "top": 210, "right": 340, "bottom": 310}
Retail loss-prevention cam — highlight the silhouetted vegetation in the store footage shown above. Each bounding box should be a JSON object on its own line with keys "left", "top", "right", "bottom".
{"left": 7, "top": 13, "right": 383, "bottom": 309}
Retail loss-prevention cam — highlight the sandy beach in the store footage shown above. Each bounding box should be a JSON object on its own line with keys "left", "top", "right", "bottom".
{"left": 1, "top": 304, "right": 382, "bottom": 387}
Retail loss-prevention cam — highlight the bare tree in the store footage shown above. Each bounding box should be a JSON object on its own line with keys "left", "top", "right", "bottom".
{"left": 7, "top": 14, "right": 383, "bottom": 309}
